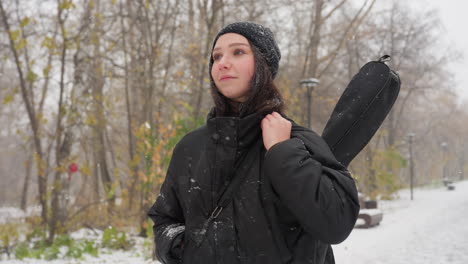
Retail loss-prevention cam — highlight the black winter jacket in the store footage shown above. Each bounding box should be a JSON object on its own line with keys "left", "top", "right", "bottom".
{"left": 148, "top": 110, "right": 360, "bottom": 264}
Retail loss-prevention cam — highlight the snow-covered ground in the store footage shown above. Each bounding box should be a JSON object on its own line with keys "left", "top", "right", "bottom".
{"left": 333, "top": 180, "right": 468, "bottom": 264}
{"left": 0, "top": 207, "right": 40, "bottom": 225}
{"left": 2, "top": 252, "right": 154, "bottom": 264}
{"left": 1, "top": 227, "right": 156, "bottom": 264}
{"left": 2, "top": 180, "right": 467, "bottom": 263}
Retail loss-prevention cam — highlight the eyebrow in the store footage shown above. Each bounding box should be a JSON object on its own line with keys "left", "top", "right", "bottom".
{"left": 213, "top": 42, "right": 250, "bottom": 51}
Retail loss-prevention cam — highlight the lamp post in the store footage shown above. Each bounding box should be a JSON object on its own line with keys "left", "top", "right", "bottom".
{"left": 408, "top": 133, "right": 415, "bottom": 200}
{"left": 300, "top": 78, "right": 320, "bottom": 129}
{"left": 441, "top": 142, "right": 448, "bottom": 184}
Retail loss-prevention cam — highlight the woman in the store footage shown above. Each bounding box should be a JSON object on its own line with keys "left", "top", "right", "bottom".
{"left": 148, "top": 21, "right": 360, "bottom": 264}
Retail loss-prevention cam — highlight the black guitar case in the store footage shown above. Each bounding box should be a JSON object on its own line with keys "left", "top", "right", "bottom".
{"left": 321, "top": 55, "right": 401, "bottom": 167}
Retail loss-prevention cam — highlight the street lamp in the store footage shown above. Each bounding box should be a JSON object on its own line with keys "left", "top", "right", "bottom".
{"left": 300, "top": 78, "right": 320, "bottom": 129}
{"left": 441, "top": 142, "right": 448, "bottom": 184}
{"left": 408, "top": 133, "right": 415, "bottom": 200}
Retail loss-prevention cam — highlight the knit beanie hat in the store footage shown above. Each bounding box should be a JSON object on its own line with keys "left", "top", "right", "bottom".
{"left": 209, "top": 21, "right": 281, "bottom": 79}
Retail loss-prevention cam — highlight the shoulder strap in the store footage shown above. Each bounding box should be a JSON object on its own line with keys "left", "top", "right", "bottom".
{"left": 193, "top": 141, "right": 262, "bottom": 247}
{"left": 211, "top": 143, "right": 257, "bottom": 218}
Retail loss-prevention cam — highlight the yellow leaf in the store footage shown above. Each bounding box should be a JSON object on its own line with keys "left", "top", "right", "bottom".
{"left": 15, "top": 38, "right": 27, "bottom": 51}
{"left": 54, "top": 165, "right": 67, "bottom": 173}
{"left": 26, "top": 70, "right": 37, "bottom": 83}
{"left": 107, "top": 41, "right": 116, "bottom": 51}
{"left": 84, "top": 115, "right": 97, "bottom": 126}
{"left": 152, "top": 152, "right": 160, "bottom": 164}
{"left": 138, "top": 171, "right": 148, "bottom": 182}
{"left": 43, "top": 64, "right": 52, "bottom": 77}
{"left": 59, "top": 0, "right": 76, "bottom": 10}
{"left": 156, "top": 177, "right": 164, "bottom": 185}
{"left": 3, "top": 94, "right": 14, "bottom": 105}
{"left": 80, "top": 164, "right": 91, "bottom": 176}
{"left": 9, "top": 30, "right": 20, "bottom": 42}
{"left": 20, "top": 17, "right": 30, "bottom": 28}
{"left": 41, "top": 36, "right": 54, "bottom": 50}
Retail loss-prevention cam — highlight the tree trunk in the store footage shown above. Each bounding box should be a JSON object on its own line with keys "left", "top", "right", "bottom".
{"left": 93, "top": 151, "right": 101, "bottom": 202}
{"left": 48, "top": 2, "right": 70, "bottom": 243}
{"left": 193, "top": 0, "right": 223, "bottom": 119}
{"left": 365, "top": 146, "right": 377, "bottom": 197}
{"left": 20, "top": 152, "right": 32, "bottom": 211}
{"left": 0, "top": 0, "right": 48, "bottom": 226}
{"left": 92, "top": 0, "right": 115, "bottom": 213}
{"left": 386, "top": 6, "right": 397, "bottom": 148}
{"left": 122, "top": 0, "right": 139, "bottom": 210}
{"left": 299, "top": 0, "right": 323, "bottom": 126}
{"left": 306, "top": 0, "right": 324, "bottom": 79}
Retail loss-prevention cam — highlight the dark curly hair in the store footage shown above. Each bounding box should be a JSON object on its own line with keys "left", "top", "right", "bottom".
{"left": 209, "top": 43, "right": 285, "bottom": 117}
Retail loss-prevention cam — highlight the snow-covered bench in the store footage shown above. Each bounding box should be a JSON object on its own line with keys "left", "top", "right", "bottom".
{"left": 356, "top": 209, "right": 383, "bottom": 228}
{"left": 355, "top": 193, "right": 383, "bottom": 228}
{"left": 443, "top": 178, "right": 456, "bottom": 190}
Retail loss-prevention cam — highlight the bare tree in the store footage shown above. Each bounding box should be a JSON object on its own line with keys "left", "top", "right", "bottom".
{"left": 0, "top": 0, "right": 49, "bottom": 225}
{"left": 192, "top": 0, "right": 224, "bottom": 119}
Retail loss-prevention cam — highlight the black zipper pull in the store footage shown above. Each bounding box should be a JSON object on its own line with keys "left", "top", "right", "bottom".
{"left": 210, "top": 206, "right": 223, "bottom": 219}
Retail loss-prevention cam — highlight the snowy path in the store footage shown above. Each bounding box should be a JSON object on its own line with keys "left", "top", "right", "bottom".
{"left": 333, "top": 180, "right": 468, "bottom": 264}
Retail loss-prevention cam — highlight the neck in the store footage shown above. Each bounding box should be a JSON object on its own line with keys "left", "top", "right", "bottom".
{"left": 227, "top": 100, "right": 241, "bottom": 116}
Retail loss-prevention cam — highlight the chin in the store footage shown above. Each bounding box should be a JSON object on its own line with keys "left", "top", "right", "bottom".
{"left": 225, "top": 95, "right": 246, "bottom": 103}
{"left": 219, "top": 89, "right": 248, "bottom": 102}
{"left": 221, "top": 92, "right": 238, "bottom": 100}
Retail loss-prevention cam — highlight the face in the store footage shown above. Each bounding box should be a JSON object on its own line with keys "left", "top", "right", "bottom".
{"left": 211, "top": 33, "right": 255, "bottom": 103}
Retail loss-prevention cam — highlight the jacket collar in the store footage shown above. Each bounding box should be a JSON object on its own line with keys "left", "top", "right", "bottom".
{"left": 206, "top": 108, "right": 266, "bottom": 149}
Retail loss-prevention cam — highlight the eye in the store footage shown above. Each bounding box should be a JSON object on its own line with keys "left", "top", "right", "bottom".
{"left": 213, "top": 53, "right": 222, "bottom": 61}
{"left": 234, "top": 49, "right": 245, "bottom": 56}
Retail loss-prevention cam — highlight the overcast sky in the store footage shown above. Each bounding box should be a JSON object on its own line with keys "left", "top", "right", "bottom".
{"left": 412, "top": 0, "right": 468, "bottom": 103}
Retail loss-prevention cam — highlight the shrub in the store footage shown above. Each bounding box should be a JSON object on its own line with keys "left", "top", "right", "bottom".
{"left": 43, "top": 244, "right": 60, "bottom": 260}
{"left": 102, "top": 226, "right": 134, "bottom": 250}
{"left": 12, "top": 234, "right": 100, "bottom": 260}
{"left": 0, "top": 223, "right": 19, "bottom": 257}
{"left": 54, "top": 234, "right": 73, "bottom": 248}
{"left": 81, "top": 240, "right": 98, "bottom": 257}
{"left": 13, "top": 242, "right": 30, "bottom": 260}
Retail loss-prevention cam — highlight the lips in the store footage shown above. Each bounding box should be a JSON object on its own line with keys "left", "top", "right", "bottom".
{"left": 220, "top": 75, "right": 236, "bottom": 81}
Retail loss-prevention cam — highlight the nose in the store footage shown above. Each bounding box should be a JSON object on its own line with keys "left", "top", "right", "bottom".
{"left": 217, "top": 55, "right": 231, "bottom": 70}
